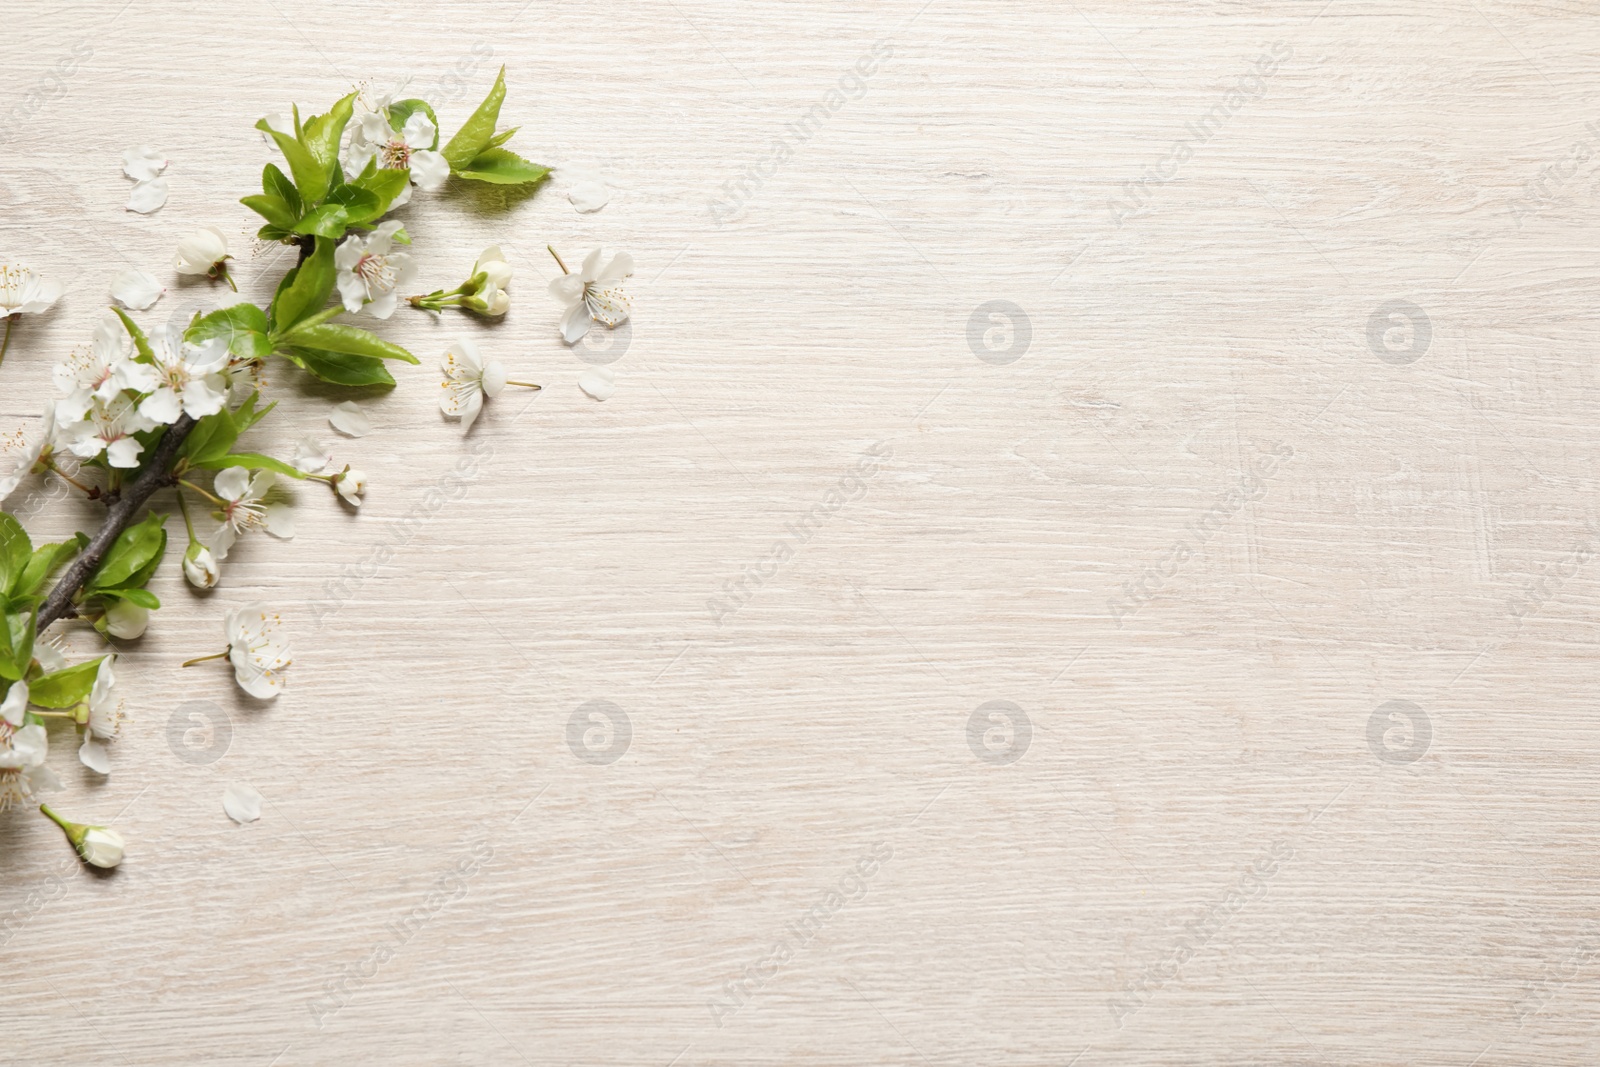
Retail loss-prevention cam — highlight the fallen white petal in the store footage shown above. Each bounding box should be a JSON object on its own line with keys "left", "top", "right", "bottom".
{"left": 223, "top": 782, "right": 263, "bottom": 824}
{"left": 578, "top": 367, "right": 616, "bottom": 402}
{"left": 79, "top": 738, "right": 111, "bottom": 775}
{"left": 110, "top": 269, "right": 164, "bottom": 311}
{"left": 126, "top": 178, "right": 169, "bottom": 214}
{"left": 292, "top": 436, "right": 331, "bottom": 474}
{"left": 122, "top": 146, "right": 168, "bottom": 182}
{"left": 567, "top": 180, "right": 610, "bottom": 213}
{"left": 329, "top": 400, "right": 371, "bottom": 438}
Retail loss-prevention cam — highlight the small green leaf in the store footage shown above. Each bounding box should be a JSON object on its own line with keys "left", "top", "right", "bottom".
{"left": 233, "top": 392, "right": 276, "bottom": 434}
{"left": 192, "top": 452, "right": 306, "bottom": 480}
{"left": 283, "top": 323, "right": 418, "bottom": 363}
{"left": 292, "top": 203, "right": 352, "bottom": 238}
{"left": 262, "top": 163, "right": 302, "bottom": 215}
{"left": 484, "top": 126, "right": 519, "bottom": 150}
{"left": 180, "top": 408, "right": 240, "bottom": 466}
{"left": 442, "top": 66, "right": 506, "bottom": 170}
{"left": 255, "top": 120, "right": 327, "bottom": 203}
{"left": 301, "top": 91, "right": 358, "bottom": 171}
{"left": 27, "top": 657, "right": 105, "bottom": 708}
{"left": 387, "top": 99, "right": 440, "bottom": 149}
{"left": 0, "top": 513, "right": 31, "bottom": 596}
{"left": 0, "top": 609, "right": 36, "bottom": 682}
{"left": 270, "top": 237, "right": 335, "bottom": 334}
{"left": 455, "top": 147, "right": 551, "bottom": 187}
{"left": 284, "top": 347, "right": 397, "bottom": 388}
{"left": 16, "top": 536, "right": 84, "bottom": 600}
{"left": 187, "top": 304, "right": 272, "bottom": 361}
{"left": 351, "top": 167, "right": 411, "bottom": 218}
{"left": 257, "top": 224, "right": 294, "bottom": 243}
{"left": 98, "top": 587, "right": 161, "bottom": 609}
{"left": 111, "top": 308, "right": 155, "bottom": 362}
{"left": 241, "top": 194, "right": 297, "bottom": 230}
{"left": 325, "top": 183, "right": 381, "bottom": 225}
{"left": 85, "top": 512, "right": 167, "bottom": 593}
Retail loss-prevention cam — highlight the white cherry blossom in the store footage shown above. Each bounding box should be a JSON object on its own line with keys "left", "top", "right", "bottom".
{"left": 548, "top": 247, "right": 633, "bottom": 343}
{"left": 226, "top": 604, "right": 291, "bottom": 700}
{"left": 137, "top": 321, "right": 229, "bottom": 425}
{"left": 69, "top": 394, "right": 157, "bottom": 469}
{"left": 439, "top": 339, "right": 506, "bottom": 431}
{"left": 334, "top": 220, "right": 416, "bottom": 319}
{"left": 209, "top": 467, "right": 294, "bottom": 560}
{"left": 348, "top": 110, "right": 449, "bottom": 204}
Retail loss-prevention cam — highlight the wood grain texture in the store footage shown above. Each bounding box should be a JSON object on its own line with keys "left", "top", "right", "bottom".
{"left": 2, "top": 1, "right": 1599, "bottom": 1064}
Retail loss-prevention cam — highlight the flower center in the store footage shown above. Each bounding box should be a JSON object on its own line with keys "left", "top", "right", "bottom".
{"left": 223, "top": 498, "right": 267, "bottom": 532}
{"left": 379, "top": 138, "right": 412, "bottom": 170}
{"left": 356, "top": 253, "right": 398, "bottom": 293}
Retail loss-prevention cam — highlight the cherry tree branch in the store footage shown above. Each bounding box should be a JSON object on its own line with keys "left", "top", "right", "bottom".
{"left": 36, "top": 415, "right": 196, "bottom": 631}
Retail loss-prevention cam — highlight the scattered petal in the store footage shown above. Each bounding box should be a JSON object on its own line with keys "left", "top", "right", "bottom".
{"left": 223, "top": 782, "right": 263, "bottom": 824}
{"left": 122, "top": 146, "right": 168, "bottom": 182}
{"left": 329, "top": 401, "right": 371, "bottom": 438}
{"left": 568, "top": 180, "right": 610, "bottom": 213}
{"left": 126, "top": 178, "right": 168, "bottom": 214}
{"left": 110, "top": 269, "right": 164, "bottom": 311}
{"left": 579, "top": 367, "right": 616, "bottom": 402}
{"left": 78, "top": 739, "right": 111, "bottom": 776}
{"left": 292, "top": 436, "right": 331, "bottom": 474}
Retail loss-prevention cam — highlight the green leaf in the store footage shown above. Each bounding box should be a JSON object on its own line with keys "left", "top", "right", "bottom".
{"left": 484, "top": 126, "right": 519, "bottom": 150}
{"left": 85, "top": 512, "right": 167, "bottom": 593}
{"left": 27, "top": 657, "right": 105, "bottom": 708}
{"left": 234, "top": 392, "right": 276, "bottom": 434}
{"left": 257, "top": 224, "right": 294, "bottom": 243}
{"left": 241, "top": 194, "right": 298, "bottom": 230}
{"left": 325, "top": 183, "right": 381, "bottom": 225}
{"left": 16, "top": 536, "right": 84, "bottom": 600}
{"left": 180, "top": 408, "right": 240, "bottom": 466}
{"left": 187, "top": 303, "right": 272, "bottom": 361}
{"left": 0, "top": 513, "right": 31, "bottom": 596}
{"left": 0, "top": 609, "right": 35, "bottom": 682}
{"left": 255, "top": 120, "right": 328, "bottom": 203}
{"left": 301, "top": 91, "right": 358, "bottom": 171}
{"left": 283, "top": 323, "right": 418, "bottom": 363}
{"left": 442, "top": 66, "right": 506, "bottom": 170}
{"left": 387, "top": 99, "right": 440, "bottom": 149}
{"left": 292, "top": 203, "right": 353, "bottom": 238}
{"left": 454, "top": 147, "right": 551, "bottom": 186}
{"left": 283, "top": 347, "right": 397, "bottom": 388}
{"left": 270, "top": 237, "right": 335, "bottom": 334}
{"left": 111, "top": 308, "right": 155, "bottom": 362}
{"left": 98, "top": 587, "right": 161, "bottom": 609}
{"left": 192, "top": 452, "right": 305, "bottom": 480}
{"left": 351, "top": 167, "right": 411, "bottom": 218}
{"left": 262, "top": 163, "right": 302, "bottom": 215}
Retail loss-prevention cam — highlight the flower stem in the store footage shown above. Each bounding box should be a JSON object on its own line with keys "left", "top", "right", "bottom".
{"left": 0, "top": 316, "right": 13, "bottom": 367}
{"left": 547, "top": 246, "right": 570, "bottom": 274}
{"left": 181, "top": 650, "right": 229, "bottom": 668}
{"left": 176, "top": 488, "right": 198, "bottom": 543}
{"left": 215, "top": 262, "right": 238, "bottom": 293}
{"left": 47, "top": 462, "right": 94, "bottom": 495}
{"left": 177, "top": 479, "right": 225, "bottom": 507}
{"left": 38, "top": 803, "right": 70, "bottom": 831}
{"left": 506, "top": 381, "right": 542, "bottom": 390}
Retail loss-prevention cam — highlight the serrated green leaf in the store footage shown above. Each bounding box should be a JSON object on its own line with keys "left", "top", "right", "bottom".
{"left": 26, "top": 657, "right": 104, "bottom": 708}
{"left": 283, "top": 323, "right": 418, "bottom": 363}
{"left": 85, "top": 512, "right": 167, "bottom": 593}
{"left": 262, "top": 163, "right": 301, "bottom": 215}
{"left": 270, "top": 237, "right": 335, "bottom": 334}
{"left": 255, "top": 120, "right": 327, "bottom": 203}
{"left": 455, "top": 147, "right": 551, "bottom": 187}
{"left": 301, "top": 91, "right": 357, "bottom": 171}
{"left": 0, "top": 514, "right": 31, "bottom": 596}
{"left": 241, "top": 194, "right": 297, "bottom": 230}
{"left": 325, "top": 183, "right": 381, "bottom": 225}
{"left": 111, "top": 308, "right": 155, "bottom": 362}
{"left": 284, "top": 347, "right": 397, "bottom": 388}
{"left": 442, "top": 66, "right": 506, "bottom": 170}
{"left": 187, "top": 303, "right": 272, "bottom": 361}
{"left": 387, "top": 99, "right": 440, "bottom": 149}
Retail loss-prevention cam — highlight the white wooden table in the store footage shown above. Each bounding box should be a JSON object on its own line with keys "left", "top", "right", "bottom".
{"left": 3, "top": 2, "right": 1599, "bottom": 1063}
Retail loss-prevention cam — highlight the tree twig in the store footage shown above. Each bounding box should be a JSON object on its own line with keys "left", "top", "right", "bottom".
{"left": 36, "top": 415, "right": 196, "bottom": 631}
